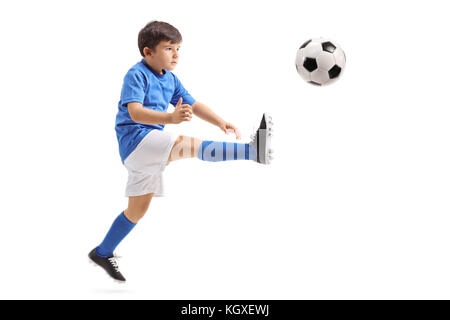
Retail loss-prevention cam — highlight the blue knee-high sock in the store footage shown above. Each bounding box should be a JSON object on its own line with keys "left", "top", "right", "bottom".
{"left": 198, "top": 141, "right": 257, "bottom": 162}
{"left": 96, "top": 212, "right": 136, "bottom": 258}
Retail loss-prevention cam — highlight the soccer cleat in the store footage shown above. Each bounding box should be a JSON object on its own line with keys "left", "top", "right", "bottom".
{"left": 88, "top": 248, "right": 126, "bottom": 283}
{"left": 249, "top": 113, "right": 274, "bottom": 164}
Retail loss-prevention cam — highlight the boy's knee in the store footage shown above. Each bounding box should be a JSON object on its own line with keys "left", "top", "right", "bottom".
{"left": 170, "top": 135, "right": 198, "bottom": 160}
{"left": 175, "top": 135, "right": 185, "bottom": 144}
{"left": 125, "top": 207, "right": 148, "bottom": 223}
{"left": 126, "top": 193, "right": 153, "bottom": 222}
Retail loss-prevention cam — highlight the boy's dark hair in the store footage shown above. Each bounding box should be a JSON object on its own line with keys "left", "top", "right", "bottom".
{"left": 138, "top": 21, "right": 182, "bottom": 57}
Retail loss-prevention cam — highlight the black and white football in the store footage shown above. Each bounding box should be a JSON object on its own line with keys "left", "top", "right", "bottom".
{"left": 295, "top": 38, "right": 346, "bottom": 86}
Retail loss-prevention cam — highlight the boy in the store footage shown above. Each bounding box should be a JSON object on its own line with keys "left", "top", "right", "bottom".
{"left": 88, "top": 21, "right": 273, "bottom": 282}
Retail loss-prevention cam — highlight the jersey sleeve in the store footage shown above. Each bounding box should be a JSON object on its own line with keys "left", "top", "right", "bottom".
{"left": 120, "top": 70, "right": 147, "bottom": 106}
{"left": 170, "top": 74, "right": 196, "bottom": 106}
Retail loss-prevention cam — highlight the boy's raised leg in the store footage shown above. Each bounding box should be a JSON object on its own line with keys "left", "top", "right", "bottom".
{"left": 168, "top": 136, "right": 202, "bottom": 162}
{"left": 167, "top": 113, "right": 273, "bottom": 164}
{"left": 168, "top": 135, "right": 256, "bottom": 162}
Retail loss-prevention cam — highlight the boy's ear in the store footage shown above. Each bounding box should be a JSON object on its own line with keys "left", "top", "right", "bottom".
{"left": 143, "top": 47, "right": 153, "bottom": 57}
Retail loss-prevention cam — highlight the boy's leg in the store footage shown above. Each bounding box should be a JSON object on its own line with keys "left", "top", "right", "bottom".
{"left": 168, "top": 135, "right": 257, "bottom": 162}
{"left": 168, "top": 135, "right": 202, "bottom": 162}
{"left": 89, "top": 193, "right": 153, "bottom": 282}
{"left": 95, "top": 193, "right": 153, "bottom": 256}
{"left": 167, "top": 113, "right": 273, "bottom": 164}
{"left": 124, "top": 192, "right": 154, "bottom": 223}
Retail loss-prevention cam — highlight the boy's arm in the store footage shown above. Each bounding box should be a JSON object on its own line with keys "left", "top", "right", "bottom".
{"left": 191, "top": 101, "right": 225, "bottom": 127}
{"left": 128, "top": 99, "right": 192, "bottom": 125}
{"left": 192, "top": 101, "right": 241, "bottom": 139}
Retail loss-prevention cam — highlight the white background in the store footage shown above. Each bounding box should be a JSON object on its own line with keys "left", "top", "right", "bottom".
{"left": 1, "top": 0, "right": 450, "bottom": 299}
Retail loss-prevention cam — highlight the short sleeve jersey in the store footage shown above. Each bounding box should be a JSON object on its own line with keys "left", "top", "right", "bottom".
{"left": 115, "top": 59, "right": 195, "bottom": 163}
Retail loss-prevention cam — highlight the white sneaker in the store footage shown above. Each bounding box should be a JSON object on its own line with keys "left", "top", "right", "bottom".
{"left": 249, "top": 113, "right": 274, "bottom": 164}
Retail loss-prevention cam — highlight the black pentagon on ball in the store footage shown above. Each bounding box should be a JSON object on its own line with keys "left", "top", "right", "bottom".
{"left": 328, "top": 65, "right": 341, "bottom": 79}
{"left": 309, "top": 81, "right": 321, "bottom": 86}
{"left": 322, "top": 41, "right": 336, "bottom": 53}
{"left": 299, "top": 39, "right": 312, "bottom": 49}
{"left": 303, "top": 57, "right": 318, "bottom": 72}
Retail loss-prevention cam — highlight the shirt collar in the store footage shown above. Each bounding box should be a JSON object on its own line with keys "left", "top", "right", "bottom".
{"left": 141, "top": 59, "right": 166, "bottom": 78}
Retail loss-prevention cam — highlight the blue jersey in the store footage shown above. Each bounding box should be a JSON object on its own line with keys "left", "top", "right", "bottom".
{"left": 115, "top": 60, "right": 195, "bottom": 163}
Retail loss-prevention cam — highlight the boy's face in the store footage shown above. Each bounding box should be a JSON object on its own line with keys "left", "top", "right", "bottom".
{"left": 144, "top": 40, "right": 181, "bottom": 74}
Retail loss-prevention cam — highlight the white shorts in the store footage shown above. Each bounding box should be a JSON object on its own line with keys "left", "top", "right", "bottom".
{"left": 123, "top": 130, "right": 178, "bottom": 197}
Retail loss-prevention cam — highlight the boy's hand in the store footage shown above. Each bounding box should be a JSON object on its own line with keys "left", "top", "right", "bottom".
{"left": 170, "top": 97, "right": 193, "bottom": 124}
{"left": 219, "top": 121, "right": 242, "bottom": 140}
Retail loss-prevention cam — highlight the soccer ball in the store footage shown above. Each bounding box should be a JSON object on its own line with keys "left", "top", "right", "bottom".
{"left": 295, "top": 38, "right": 346, "bottom": 86}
